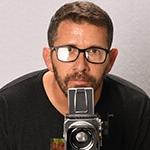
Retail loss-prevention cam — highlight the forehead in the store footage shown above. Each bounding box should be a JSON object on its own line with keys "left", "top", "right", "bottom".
{"left": 54, "top": 20, "right": 108, "bottom": 48}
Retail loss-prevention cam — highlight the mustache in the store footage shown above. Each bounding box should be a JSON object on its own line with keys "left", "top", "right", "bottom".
{"left": 64, "top": 72, "right": 96, "bottom": 83}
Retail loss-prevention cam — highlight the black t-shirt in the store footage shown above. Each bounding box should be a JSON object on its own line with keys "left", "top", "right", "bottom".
{"left": 0, "top": 69, "right": 150, "bottom": 150}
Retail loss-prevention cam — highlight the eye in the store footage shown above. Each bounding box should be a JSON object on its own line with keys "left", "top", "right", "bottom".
{"left": 87, "top": 48, "right": 101, "bottom": 55}
{"left": 67, "top": 46, "right": 74, "bottom": 53}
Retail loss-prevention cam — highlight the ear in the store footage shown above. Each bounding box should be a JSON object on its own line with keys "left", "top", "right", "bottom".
{"left": 43, "top": 47, "right": 53, "bottom": 71}
{"left": 105, "top": 48, "right": 118, "bottom": 73}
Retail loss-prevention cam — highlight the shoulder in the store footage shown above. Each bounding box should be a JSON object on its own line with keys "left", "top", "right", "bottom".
{"left": 102, "top": 74, "right": 150, "bottom": 113}
{"left": 1, "top": 69, "right": 47, "bottom": 91}
{"left": 0, "top": 69, "right": 47, "bottom": 92}
{"left": 0, "top": 69, "right": 47, "bottom": 102}
{"left": 104, "top": 74, "right": 149, "bottom": 99}
{"left": 101, "top": 74, "right": 150, "bottom": 121}
{"left": 0, "top": 69, "right": 48, "bottom": 119}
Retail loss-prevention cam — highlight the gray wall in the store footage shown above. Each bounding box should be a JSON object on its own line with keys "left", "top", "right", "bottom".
{"left": 0, "top": 0, "right": 150, "bottom": 96}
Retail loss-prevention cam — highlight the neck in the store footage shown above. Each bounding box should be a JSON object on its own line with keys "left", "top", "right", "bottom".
{"left": 43, "top": 71, "right": 68, "bottom": 116}
{"left": 94, "top": 82, "right": 103, "bottom": 105}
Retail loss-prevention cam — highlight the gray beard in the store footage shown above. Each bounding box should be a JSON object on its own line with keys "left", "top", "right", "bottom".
{"left": 52, "top": 65, "right": 103, "bottom": 97}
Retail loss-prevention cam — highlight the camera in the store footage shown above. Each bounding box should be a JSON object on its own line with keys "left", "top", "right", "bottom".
{"left": 63, "top": 87, "right": 102, "bottom": 150}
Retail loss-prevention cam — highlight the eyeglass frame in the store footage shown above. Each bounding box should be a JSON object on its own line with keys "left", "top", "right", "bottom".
{"left": 50, "top": 45, "right": 110, "bottom": 64}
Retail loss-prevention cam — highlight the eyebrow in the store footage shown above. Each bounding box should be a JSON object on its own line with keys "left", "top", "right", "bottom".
{"left": 53, "top": 44, "right": 109, "bottom": 51}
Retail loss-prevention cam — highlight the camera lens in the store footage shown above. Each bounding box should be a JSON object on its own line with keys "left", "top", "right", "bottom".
{"left": 75, "top": 131, "right": 88, "bottom": 142}
{"left": 69, "top": 128, "right": 94, "bottom": 149}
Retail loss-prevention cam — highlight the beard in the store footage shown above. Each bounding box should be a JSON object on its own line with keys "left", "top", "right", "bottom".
{"left": 52, "top": 65, "right": 103, "bottom": 96}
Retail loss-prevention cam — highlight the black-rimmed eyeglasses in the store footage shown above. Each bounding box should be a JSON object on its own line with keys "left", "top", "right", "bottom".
{"left": 51, "top": 45, "right": 110, "bottom": 64}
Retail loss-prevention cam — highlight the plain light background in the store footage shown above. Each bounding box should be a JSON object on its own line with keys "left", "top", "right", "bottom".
{"left": 0, "top": 0, "right": 150, "bottom": 96}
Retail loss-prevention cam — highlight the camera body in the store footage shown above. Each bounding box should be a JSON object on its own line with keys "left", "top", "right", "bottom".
{"left": 63, "top": 87, "right": 102, "bottom": 150}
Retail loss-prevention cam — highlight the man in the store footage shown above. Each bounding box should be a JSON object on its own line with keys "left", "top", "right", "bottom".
{"left": 0, "top": 1, "right": 150, "bottom": 150}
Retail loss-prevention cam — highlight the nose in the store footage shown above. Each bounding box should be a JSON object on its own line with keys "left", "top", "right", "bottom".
{"left": 73, "top": 53, "right": 90, "bottom": 72}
